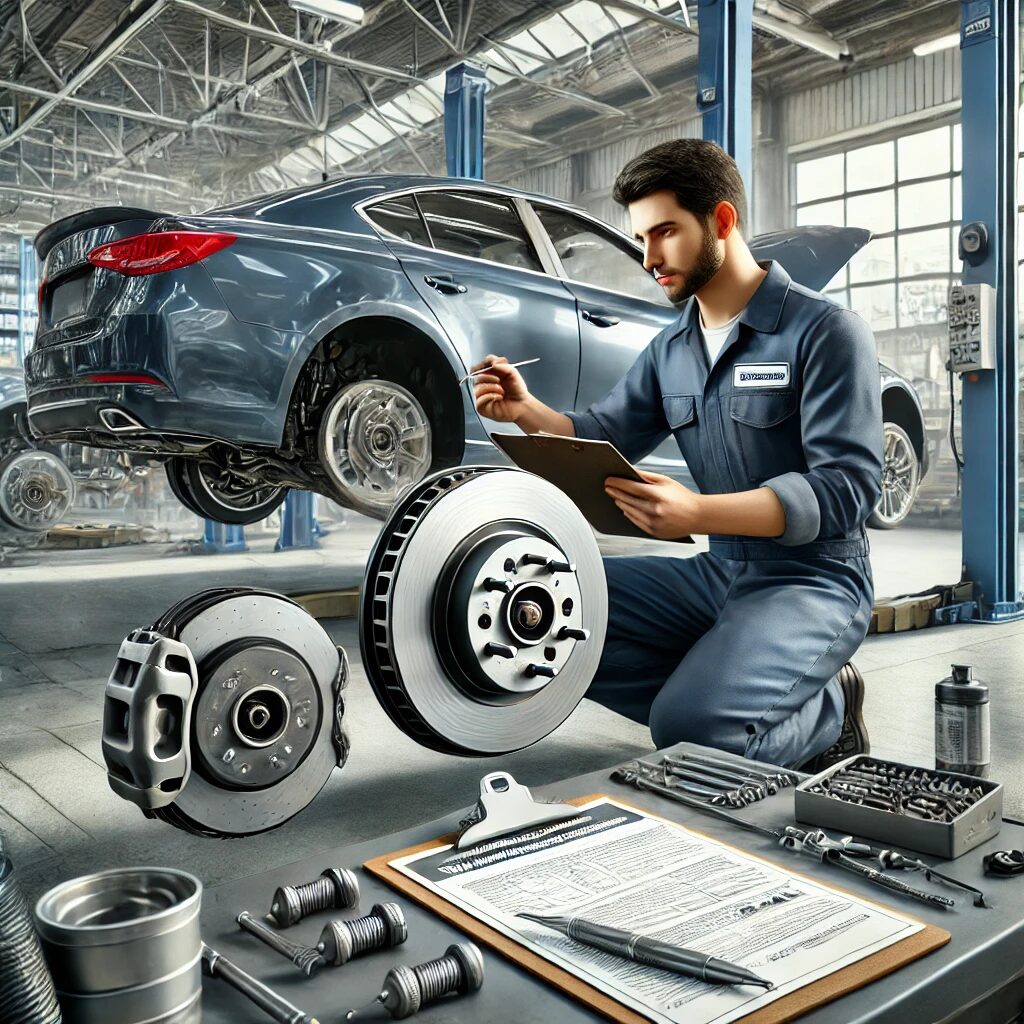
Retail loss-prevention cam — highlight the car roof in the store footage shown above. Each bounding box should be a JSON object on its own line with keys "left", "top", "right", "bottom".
{"left": 206, "top": 174, "right": 584, "bottom": 219}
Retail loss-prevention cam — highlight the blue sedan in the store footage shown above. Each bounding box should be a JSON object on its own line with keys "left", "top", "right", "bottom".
{"left": 25, "top": 176, "right": 927, "bottom": 527}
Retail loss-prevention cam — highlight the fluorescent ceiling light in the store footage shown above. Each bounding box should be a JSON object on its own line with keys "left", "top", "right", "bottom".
{"left": 752, "top": 12, "right": 849, "bottom": 61}
{"left": 286, "top": 0, "right": 363, "bottom": 25}
{"left": 913, "top": 32, "right": 960, "bottom": 57}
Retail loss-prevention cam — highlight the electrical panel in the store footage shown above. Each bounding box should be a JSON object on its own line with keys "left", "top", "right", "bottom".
{"left": 947, "top": 284, "right": 996, "bottom": 372}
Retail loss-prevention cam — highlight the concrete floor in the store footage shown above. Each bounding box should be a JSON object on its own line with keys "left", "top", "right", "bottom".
{"left": 2, "top": 518, "right": 1022, "bottom": 909}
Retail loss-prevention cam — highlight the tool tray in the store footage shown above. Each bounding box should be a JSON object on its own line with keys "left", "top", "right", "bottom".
{"left": 794, "top": 755, "right": 1002, "bottom": 859}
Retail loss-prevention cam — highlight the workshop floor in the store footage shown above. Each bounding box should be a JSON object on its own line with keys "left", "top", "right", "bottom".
{"left": 2, "top": 520, "right": 1022, "bottom": 908}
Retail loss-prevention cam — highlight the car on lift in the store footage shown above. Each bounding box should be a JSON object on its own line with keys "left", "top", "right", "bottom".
{"left": 0, "top": 366, "right": 75, "bottom": 535}
{"left": 25, "top": 177, "right": 927, "bottom": 529}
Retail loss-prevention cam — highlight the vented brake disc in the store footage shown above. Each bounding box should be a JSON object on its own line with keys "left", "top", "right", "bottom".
{"left": 102, "top": 588, "right": 349, "bottom": 838}
{"left": 359, "top": 467, "right": 607, "bottom": 755}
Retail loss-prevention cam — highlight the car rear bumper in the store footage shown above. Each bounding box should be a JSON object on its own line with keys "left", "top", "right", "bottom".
{"left": 26, "top": 309, "right": 291, "bottom": 448}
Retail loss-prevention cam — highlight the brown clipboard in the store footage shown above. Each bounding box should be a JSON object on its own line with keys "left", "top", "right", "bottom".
{"left": 365, "top": 794, "right": 950, "bottom": 1024}
{"left": 490, "top": 432, "right": 694, "bottom": 543}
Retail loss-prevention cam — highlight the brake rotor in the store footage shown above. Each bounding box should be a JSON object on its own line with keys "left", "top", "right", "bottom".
{"left": 0, "top": 449, "right": 75, "bottom": 532}
{"left": 102, "top": 588, "right": 349, "bottom": 838}
{"left": 359, "top": 467, "right": 607, "bottom": 755}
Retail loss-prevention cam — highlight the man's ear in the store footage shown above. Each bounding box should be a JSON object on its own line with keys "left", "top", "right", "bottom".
{"left": 713, "top": 201, "right": 739, "bottom": 240}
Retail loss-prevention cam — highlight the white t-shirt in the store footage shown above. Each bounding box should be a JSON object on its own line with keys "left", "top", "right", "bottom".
{"left": 699, "top": 310, "right": 742, "bottom": 367}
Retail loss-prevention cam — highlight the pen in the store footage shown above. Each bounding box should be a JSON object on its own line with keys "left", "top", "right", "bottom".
{"left": 459, "top": 357, "right": 541, "bottom": 385}
{"left": 517, "top": 912, "right": 773, "bottom": 990}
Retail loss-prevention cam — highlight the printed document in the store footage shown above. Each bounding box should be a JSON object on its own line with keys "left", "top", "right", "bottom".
{"left": 391, "top": 799, "right": 923, "bottom": 1024}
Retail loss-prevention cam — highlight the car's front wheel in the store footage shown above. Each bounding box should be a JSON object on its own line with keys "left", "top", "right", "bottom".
{"left": 166, "top": 456, "right": 287, "bottom": 525}
{"left": 317, "top": 379, "right": 432, "bottom": 518}
{"left": 867, "top": 421, "right": 920, "bottom": 529}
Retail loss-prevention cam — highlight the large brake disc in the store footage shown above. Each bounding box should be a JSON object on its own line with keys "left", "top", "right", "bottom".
{"left": 360, "top": 466, "right": 607, "bottom": 755}
{"left": 102, "top": 588, "right": 349, "bottom": 838}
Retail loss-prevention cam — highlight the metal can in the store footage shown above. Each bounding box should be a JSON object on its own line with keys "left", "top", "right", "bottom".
{"left": 935, "top": 664, "right": 990, "bottom": 777}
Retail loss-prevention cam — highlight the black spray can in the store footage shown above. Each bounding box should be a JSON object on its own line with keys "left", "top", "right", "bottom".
{"left": 935, "top": 664, "right": 990, "bottom": 778}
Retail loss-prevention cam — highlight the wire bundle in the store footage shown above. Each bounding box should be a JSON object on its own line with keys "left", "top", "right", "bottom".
{"left": 0, "top": 836, "right": 61, "bottom": 1024}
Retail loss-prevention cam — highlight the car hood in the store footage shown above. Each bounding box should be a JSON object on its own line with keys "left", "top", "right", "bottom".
{"left": 749, "top": 226, "right": 871, "bottom": 292}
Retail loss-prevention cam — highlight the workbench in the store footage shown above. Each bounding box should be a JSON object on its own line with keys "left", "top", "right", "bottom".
{"left": 199, "top": 743, "right": 1024, "bottom": 1024}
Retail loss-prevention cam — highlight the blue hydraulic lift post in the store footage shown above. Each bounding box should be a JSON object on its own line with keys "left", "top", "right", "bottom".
{"left": 444, "top": 62, "right": 488, "bottom": 179}
{"left": 696, "top": 0, "right": 753, "bottom": 191}
{"left": 958, "top": 0, "right": 1023, "bottom": 619}
{"left": 17, "top": 237, "right": 38, "bottom": 367}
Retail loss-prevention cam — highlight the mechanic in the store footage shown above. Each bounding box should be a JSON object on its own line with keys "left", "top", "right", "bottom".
{"left": 471, "top": 139, "right": 882, "bottom": 771}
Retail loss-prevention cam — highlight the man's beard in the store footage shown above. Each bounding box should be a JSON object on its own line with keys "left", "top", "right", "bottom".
{"left": 662, "top": 221, "right": 723, "bottom": 304}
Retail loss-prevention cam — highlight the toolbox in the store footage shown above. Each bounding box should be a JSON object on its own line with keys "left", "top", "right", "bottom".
{"left": 794, "top": 755, "right": 1002, "bottom": 859}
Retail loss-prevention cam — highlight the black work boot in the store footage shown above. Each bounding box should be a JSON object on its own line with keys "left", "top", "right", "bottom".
{"left": 797, "top": 662, "right": 869, "bottom": 774}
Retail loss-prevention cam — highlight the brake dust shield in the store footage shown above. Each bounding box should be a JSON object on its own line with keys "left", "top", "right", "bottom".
{"left": 359, "top": 467, "right": 608, "bottom": 755}
{"left": 101, "top": 588, "right": 349, "bottom": 838}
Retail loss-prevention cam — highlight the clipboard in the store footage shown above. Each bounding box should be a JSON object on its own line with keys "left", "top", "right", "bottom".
{"left": 365, "top": 775, "right": 950, "bottom": 1024}
{"left": 491, "top": 432, "right": 694, "bottom": 543}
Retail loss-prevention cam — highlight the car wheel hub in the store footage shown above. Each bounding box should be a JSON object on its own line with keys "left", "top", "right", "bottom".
{"left": 359, "top": 466, "right": 607, "bottom": 755}
{"left": 878, "top": 427, "right": 918, "bottom": 523}
{"left": 319, "top": 380, "right": 432, "bottom": 518}
{"left": 0, "top": 450, "right": 75, "bottom": 532}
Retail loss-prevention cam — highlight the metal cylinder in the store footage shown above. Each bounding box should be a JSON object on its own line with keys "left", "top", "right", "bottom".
{"left": 935, "top": 663, "right": 990, "bottom": 777}
{"left": 34, "top": 867, "right": 202, "bottom": 1024}
{"left": 0, "top": 836, "right": 61, "bottom": 1024}
{"left": 270, "top": 867, "right": 359, "bottom": 927}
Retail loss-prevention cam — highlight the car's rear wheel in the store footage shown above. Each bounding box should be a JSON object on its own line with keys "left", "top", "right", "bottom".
{"left": 166, "top": 456, "right": 287, "bottom": 525}
{"left": 0, "top": 449, "right": 75, "bottom": 533}
{"left": 868, "top": 421, "right": 920, "bottom": 529}
{"left": 317, "top": 379, "right": 432, "bottom": 518}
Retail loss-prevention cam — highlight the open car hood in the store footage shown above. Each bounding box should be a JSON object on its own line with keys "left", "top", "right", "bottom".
{"left": 749, "top": 226, "right": 871, "bottom": 292}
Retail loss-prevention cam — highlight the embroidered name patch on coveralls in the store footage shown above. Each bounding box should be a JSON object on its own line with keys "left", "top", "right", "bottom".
{"left": 565, "top": 261, "right": 884, "bottom": 768}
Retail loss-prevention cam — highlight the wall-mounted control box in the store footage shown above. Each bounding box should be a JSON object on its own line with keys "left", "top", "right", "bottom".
{"left": 947, "top": 283, "right": 996, "bottom": 372}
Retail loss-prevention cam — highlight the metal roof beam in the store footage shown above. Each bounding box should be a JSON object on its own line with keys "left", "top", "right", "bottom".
{"left": 171, "top": 1, "right": 425, "bottom": 85}
{"left": 0, "top": 0, "right": 171, "bottom": 153}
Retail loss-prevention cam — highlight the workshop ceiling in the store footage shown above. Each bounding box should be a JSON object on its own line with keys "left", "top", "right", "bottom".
{"left": 0, "top": 0, "right": 959, "bottom": 233}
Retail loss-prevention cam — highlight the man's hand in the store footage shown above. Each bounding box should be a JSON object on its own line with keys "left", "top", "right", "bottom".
{"left": 604, "top": 470, "right": 702, "bottom": 540}
{"left": 471, "top": 355, "right": 531, "bottom": 423}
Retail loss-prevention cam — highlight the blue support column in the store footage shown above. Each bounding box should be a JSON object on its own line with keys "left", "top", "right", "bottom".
{"left": 959, "top": 0, "right": 1023, "bottom": 619}
{"left": 199, "top": 520, "right": 248, "bottom": 554}
{"left": 696, "top": 0, "right": 753, "bottom": 190}
{"left": 17, "top": 237, "right": 38, "bottom": 367}
{"left": 275, "top": 489, "right": 320, "bottom": 551}
{"left": 444, "top": 62, "right": 487, "bottom": 179}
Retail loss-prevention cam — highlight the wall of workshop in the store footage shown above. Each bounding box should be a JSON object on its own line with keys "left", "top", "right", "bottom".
{"left": 778, "top": 48, "right": 964, "bottom": 517}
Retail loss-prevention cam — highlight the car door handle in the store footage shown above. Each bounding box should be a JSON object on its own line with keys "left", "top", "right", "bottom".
{"left": 581, "top": 309, "right": 620, "bottom": 328}
{"left": 424, "top": 274, "right": 467, "bottom": 295}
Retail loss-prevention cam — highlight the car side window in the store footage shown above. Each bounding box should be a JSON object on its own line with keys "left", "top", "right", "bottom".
{"left": 364, "top": 195, "right": 432, "bottom": 246}
{"left": 533, "top": 205, "right": 671, "bottom": 305}
{"left": 415, "top": 191, "right": 544, "bottom": 272}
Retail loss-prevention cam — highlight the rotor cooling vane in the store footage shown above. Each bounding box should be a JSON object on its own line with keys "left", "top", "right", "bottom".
{"left": 102, "top": 588, "right": 349, "bottom": 838}
{"left": 359, "top": 467, "right": 608, "bottom": 755}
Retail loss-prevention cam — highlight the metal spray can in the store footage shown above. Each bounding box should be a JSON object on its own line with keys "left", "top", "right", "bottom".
{"left": 935, "top": 664, "right": 990, "bottom": 778}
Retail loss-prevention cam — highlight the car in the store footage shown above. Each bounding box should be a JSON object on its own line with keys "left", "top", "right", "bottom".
{"left": 0, "top": 366, "right": 75, "bottom": 534}
{"left": 24, "top": 177, "right": 927, "bottom": 528}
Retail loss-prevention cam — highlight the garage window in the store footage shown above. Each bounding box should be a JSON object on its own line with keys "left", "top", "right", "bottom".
{"left": 415, "top": 191, "right": 544, "bottom": 272}
{"left": 533, "top": 205, "right": 670, "bottom": 305}
{"left": 364, "top": 195, "right": 431, "bottom": 247}
{"left": 792, "top": 123, "right": 962, "bottom": 332}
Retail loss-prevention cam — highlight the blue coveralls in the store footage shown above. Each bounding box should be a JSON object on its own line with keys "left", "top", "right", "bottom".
{"left": 565, "top": 261, "right": 884, "bottom": 768}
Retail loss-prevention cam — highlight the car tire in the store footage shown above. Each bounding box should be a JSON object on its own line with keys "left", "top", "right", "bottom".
{"left": 166, "top": 456, "right": 288, "bottom": 525}
{"left": 867, "top": 421, "right": 920, "bottom": 530}
{"left": 317, "top": 378, "right": 433, "bottom": 519}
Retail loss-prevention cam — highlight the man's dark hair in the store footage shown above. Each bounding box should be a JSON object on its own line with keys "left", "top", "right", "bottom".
{"left": 613, "top": 139, "right": 748, "bottom": 232}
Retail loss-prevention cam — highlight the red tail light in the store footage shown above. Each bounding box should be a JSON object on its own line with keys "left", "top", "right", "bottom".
{"left": 38, "top": 277, "right": 46, "bottom": 309}
{"left": 87, "top": 231, "right": 237, "bottom": 276}
{"left": 88, "top": 373, "right": 168, "bottom": 388}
